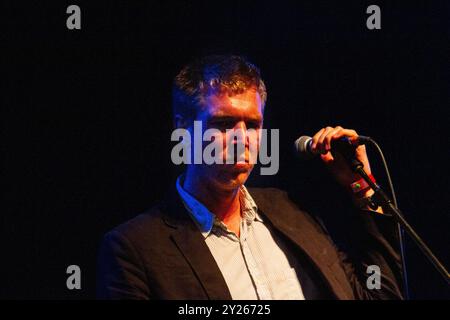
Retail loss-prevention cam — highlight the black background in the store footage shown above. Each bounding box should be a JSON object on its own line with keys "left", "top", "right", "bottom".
{"left": 3, "top": 0, "right": 449, "bottom": 299}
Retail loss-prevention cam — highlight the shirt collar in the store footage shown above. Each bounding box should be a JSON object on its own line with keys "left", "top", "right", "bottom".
{"left": 239, "top": 184, "right": 263, "bottom": 224}
{"left": 175, "top": 175, "right": 262, "bottom": 238}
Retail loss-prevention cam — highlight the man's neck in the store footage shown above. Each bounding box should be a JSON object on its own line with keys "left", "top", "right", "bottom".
{"left": 183, "top": 169, "right": 242, "bottom": 236}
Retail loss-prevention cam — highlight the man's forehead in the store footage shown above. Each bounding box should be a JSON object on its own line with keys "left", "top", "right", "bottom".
{"left": 204, "top": 90, "right": 263, "bottom": 117}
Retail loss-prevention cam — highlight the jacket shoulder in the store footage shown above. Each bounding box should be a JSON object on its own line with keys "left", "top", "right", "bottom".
{"left": 105, "top": 204, "right": 169, "bottom": 245}
{"left": 247, "top": 187, "right": 328, "bottom": 234}
{"left": 247, "top": 187, "right": 300, "bottom": 211}
{"left": 247, "top": 187, "right": 289, "bottom": 200}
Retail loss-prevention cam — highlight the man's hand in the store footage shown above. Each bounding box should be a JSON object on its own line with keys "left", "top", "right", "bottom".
{"left": 310, "top": 126, "right": 373, "bottom": 197}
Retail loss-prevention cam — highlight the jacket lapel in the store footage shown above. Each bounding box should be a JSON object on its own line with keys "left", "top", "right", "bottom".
{"left": 162, "top": 187, "right": 232, "bottom": 300}
{"left": 249, "top": 188, "right": 354, "bottom": 300}
{"left": 159, "top": 185, "right": 354, "bottom": 300}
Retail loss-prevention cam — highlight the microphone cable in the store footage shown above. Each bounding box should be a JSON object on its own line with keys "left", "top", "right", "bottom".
{"left": 364, "top": 136, "right": 410, "bottom": 300}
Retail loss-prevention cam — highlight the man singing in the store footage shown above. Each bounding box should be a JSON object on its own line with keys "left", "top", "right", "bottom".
{"left": 97, "top": 55, "right": 403, "bottom": 299}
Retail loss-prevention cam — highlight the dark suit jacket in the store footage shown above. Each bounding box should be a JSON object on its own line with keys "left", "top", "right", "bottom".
{"left": 96, "top": 187, "right": 403, "bottom": 300}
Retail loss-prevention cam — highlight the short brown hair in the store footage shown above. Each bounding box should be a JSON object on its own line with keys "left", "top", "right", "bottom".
{"left": 172, "top": 55, "right": 267, "bottom": 123}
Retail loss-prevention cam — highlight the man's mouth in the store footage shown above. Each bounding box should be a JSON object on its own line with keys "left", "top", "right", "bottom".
{"left": 229, "top": 162, "right": 252, "bottom": 172}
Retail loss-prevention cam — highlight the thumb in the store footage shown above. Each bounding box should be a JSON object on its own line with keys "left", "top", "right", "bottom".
{"left": 320, "top": 152, "right": 334, "bottom": 164}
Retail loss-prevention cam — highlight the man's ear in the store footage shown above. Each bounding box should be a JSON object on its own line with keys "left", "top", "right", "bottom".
{"left": 174, "top": 114, "right": 189, "bottom": 129}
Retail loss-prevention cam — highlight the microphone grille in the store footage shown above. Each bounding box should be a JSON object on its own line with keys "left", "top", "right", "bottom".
{"left": 294, "top": 136, "right": 314, "bottom": 160}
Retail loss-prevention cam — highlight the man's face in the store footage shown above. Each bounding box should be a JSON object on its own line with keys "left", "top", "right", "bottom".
{"left": 191, "top": 88, "right": 264, "bottom": 191}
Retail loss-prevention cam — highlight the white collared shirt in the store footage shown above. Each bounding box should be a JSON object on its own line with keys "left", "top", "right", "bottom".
{"left": 176, "top": 176, "right": 305, "bottom": 300}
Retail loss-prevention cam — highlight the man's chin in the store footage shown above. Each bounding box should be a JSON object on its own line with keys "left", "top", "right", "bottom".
{"left": 219, "top": 164, "right": 253, "bottom": 187}
{"left": 230, "top": 162, "right": 253, "bottom": 173}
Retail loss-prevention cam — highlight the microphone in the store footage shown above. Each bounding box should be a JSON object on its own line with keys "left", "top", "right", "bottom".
{"left": 294, "top": 135, "right": 371, "bottom": 160}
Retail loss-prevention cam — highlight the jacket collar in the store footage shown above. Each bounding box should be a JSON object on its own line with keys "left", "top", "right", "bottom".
{"left": 175, "top": 175, "right": 263, "bottom": 238}
{"left": 160, "top": 184, "right": 354, "bottom": 300}
{"left": 248, "top": 188, "right": 354, "bottom": 300}
{"left": 161, "top": 184, "right": 232, "bottom": 300}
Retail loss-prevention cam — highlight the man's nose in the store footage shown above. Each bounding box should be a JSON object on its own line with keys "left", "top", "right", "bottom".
{"left": 234, "top": 121, "right": 247, "bottom": 132}
{"left": 232, "top": 121, "right": 249, "bottom": 146}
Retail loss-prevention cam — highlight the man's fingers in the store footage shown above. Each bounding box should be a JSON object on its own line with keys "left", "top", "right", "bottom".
{"left": 311, "top": 128, "right": 326, "bottom": 150}
{"left": 316, "top": 127, "right": 334, "bottom": 153}
{"left": 311, "top": 126, "right": 360, "bottom": 154}
{"left": 324, "top": 126, "right": 343, "bottom": 150}
{"left": 338, "top": 129, "right": 359, "bottom": 141}
{"left": 323, "top": 127, "right": 360, "bottom": 150}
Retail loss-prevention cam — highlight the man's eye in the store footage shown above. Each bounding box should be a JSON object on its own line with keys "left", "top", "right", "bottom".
{"left": 246, "top": 122, "right": 260, "bottom": 129}
{"left": 211, "top": 121, "right": 233, "bottom": 129}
